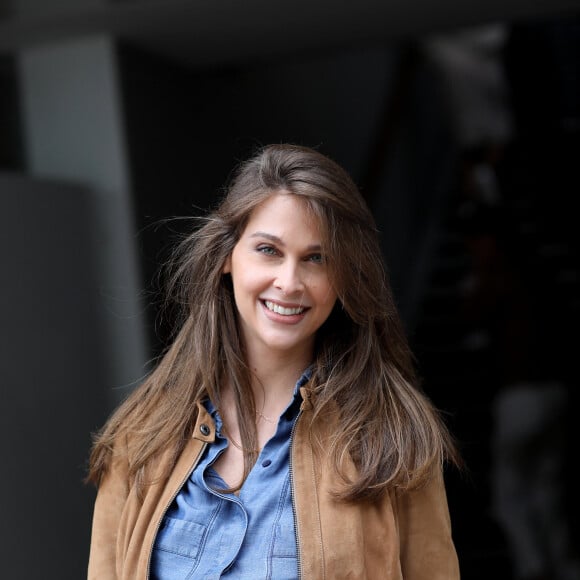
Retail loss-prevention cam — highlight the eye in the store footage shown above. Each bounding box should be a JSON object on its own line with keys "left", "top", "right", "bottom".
{"left": 257, "top": 245, "right": 279, "bottom": 256}
{"left": 307, "top": 253, "right": 324, "bottom": 264}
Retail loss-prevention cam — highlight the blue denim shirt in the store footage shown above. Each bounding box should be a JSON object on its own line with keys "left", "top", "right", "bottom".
{"left": 150, "top": 369, "right": 311, "bottom": 579}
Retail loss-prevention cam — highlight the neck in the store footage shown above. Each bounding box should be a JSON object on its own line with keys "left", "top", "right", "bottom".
{"left": 245, "top": 345, "right": 312, "bottom": 411}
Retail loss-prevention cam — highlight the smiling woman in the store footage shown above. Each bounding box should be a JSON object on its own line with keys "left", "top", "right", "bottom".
{"left": 86, "top": 143, "right": 461, "bottom": 580}
{"left": 224, "top": 193, "right": 337, "bottom": 365}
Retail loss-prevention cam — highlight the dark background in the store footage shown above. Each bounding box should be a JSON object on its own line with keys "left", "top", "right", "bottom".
{"left": 1, "top": 1, "right": 579, "bottom": 578}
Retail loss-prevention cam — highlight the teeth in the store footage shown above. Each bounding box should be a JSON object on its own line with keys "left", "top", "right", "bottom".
{"left": 265, "top": 300, "right": 305, "bottom": 316}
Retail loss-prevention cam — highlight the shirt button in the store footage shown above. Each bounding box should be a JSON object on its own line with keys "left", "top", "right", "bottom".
{"left": 262, "top": 459, "right": 272, "bottom": 467}
{"left": 200, "top": 424, "right": 210, "bottom": 436}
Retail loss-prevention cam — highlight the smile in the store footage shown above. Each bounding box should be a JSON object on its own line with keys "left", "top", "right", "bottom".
{"left": 264, "top": 300, "right": 306, "bottom": 316}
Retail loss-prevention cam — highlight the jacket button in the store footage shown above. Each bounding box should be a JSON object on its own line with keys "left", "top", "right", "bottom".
{"left": 200, "top": 424, "right": 210, "bottom": 436}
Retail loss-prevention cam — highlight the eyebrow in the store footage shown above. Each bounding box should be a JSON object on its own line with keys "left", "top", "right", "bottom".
{"left": 250, "top": 231, "right": 322, "bottom": 252}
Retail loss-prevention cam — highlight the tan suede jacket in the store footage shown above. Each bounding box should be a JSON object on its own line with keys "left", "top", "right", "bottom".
{"left": 88, "top": 388, "right": 460, "bottom": 579}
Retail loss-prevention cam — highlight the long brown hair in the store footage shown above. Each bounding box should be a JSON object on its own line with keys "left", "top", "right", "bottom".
{"left": 87, "top": 143, "right": 459, "bottom": 500}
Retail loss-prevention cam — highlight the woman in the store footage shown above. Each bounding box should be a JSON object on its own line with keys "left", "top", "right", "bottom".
{"left": 87, "top": 144, "right": 461, "bottom": 579}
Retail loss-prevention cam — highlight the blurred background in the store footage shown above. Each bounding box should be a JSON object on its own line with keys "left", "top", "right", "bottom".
{"left": 1, "top": 1, "right": 579, "bottom": 578}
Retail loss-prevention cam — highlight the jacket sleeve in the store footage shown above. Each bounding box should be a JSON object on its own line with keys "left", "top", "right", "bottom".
{"left": 395, "top": 467, "right": 460, "bottom": 579}
{"left": 87, "top": 446, "right": 130, "bottom": 580}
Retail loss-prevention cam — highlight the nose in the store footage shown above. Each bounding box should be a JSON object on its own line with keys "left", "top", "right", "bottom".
{"left": 274, "top": 260, "right": 305, "bottom": 295}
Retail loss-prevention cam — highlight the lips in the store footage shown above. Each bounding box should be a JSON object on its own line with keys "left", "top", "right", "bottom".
{"left": 263, "top": 300, "right": 307, "bottom": 316}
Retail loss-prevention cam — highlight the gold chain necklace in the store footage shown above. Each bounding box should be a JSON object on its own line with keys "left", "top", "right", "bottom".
{"left": 255, "top": 410, "right": 277, "bottom": 424}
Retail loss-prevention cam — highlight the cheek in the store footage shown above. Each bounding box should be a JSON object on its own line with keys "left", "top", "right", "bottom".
{"left": 233, "top": 269, "right": 263, "bottom": 298}
{"left": 311, "top": 289, "right": 337, "bottom": 318}
{"left": 313, "top": 277, "right": 336, "bottom": 306}
{"left": 323, "top": 296, "right": 338, "bottom": 319}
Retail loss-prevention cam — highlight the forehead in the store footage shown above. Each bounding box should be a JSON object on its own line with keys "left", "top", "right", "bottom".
{"left": 243, "top": 193, "right": 324, "bottom": 236}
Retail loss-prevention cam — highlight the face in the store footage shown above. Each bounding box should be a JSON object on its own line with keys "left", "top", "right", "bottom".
{"left": 224, "top": 193, "right": 337, "bottom": 363}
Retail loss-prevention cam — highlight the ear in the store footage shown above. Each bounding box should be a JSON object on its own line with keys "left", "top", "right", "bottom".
{"left": 223, "top": 255, "right": 232, "bottom": 274}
